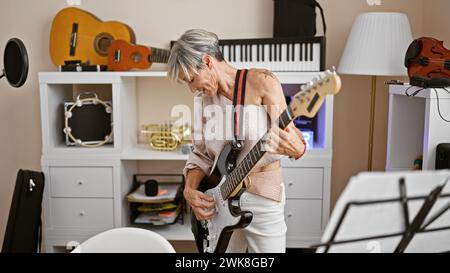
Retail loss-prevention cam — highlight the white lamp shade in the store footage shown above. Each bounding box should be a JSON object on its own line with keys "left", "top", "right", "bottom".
{"left": 338, "top": 12, "right": 413, "bottom": 76}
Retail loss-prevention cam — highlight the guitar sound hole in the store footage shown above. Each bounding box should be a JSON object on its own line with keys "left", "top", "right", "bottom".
{"left": 94, "top": 33, "right": 113, "bottom": 56}
{"left": 131, "top": 52, "right": 142, "bottom": 63}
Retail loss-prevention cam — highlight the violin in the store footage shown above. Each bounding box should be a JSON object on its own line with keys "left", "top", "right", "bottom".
{"left": 405, "top": 37, "right": 450, "bottom": 79}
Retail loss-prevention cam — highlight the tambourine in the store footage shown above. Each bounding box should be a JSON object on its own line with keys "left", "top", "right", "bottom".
{"left": 63, "top": 92, "right": 113, "bottom": 147}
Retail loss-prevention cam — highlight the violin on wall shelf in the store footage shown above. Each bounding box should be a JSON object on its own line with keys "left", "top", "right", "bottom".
{"left": 404, "top": 37, "right": 450, "bottom": 88}
{"left": 405, "top": 37, "right": 450, "bottom": 78}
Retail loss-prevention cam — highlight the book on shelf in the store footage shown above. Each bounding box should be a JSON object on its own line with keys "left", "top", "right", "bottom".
{"left": 134, "top": 204, "right": 182, "bottom": 225}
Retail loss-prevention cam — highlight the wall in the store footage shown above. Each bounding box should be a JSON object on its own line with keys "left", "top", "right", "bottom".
{"left": 1, "top": 0, "right": 449, "bottom": 248}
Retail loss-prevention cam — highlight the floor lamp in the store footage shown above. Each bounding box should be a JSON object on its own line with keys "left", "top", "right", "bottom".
{"left": 338, "top": 12, "right": 413, "bottom": 171}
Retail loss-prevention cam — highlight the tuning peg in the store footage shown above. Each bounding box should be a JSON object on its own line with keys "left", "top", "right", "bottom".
{"left": 315, "top": 74, "right": 323, "bottom": 83}
{"left": 331, "top": 66, "right": 337, "bottom": 74}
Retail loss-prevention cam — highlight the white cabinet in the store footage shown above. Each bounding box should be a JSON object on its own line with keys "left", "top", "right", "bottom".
{"left": 386, "top": 85, "right": 450, "bottom": 171}
{"left": 49, "top": 166, "right": 113, "bottom": 198}
{"left": 39, "top": 71, "right": 334, "bottom": 252}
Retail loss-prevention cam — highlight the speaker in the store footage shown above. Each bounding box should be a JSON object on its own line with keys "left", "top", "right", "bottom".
{"left": 144, "top": 179, "right": 159, "bottom": 196}
{"left": 436, "top": 143, "right": 450, "bottom": 169}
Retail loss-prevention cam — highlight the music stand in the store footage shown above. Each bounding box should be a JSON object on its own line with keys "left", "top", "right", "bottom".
{"left": 314, "top": 170, "right": 450, "bottom": 253}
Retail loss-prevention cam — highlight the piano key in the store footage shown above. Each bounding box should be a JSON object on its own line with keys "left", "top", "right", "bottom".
{"left": 264, "top": 44, "right": 270, "bottom": 69}
{"left": 294, "top": 43, "right": 301, "bottom": 71}
{"left": 233, "top": 45, "right": 236, "bottom": 62}
{"left": 244, "top": 44, "right": 247, "bottom": 63}
{"left": 313, "top": 43, "right": 321, "bottom": 71}
{"left": 236, "top": 45, "right": 242, "bottom": 68}
{"left": 272, "top": 44, "right": 277, "bottom": 70}
{"left": 299, "top": 43, "right": 303, "bottom": 62}
{"left": 239, "top": 45, "right": 243, "bottom": 63}
{"left": 261, "top": 44, "right": 264, "bottom": 62}
{"left": 257, "top": 44, "right": 260, "bottom": 62}
{"left": 305, "top": 43, "right": 309, "bottom": 64}
{"left": 291, "top": 43, "right": 295, "bottom": 62}
{"left": 278, "top": 43, "right": 282, "bottom": 62}
{"left": 269, "top": 44, "right": 273, "bottom": 62}
{"left": 244, "top": 44, "right": 247, "bottom": 62}
{"left": 251, "top": 44, "right": 257, "bottom": 66}
{"left": 286, "top": 43, "right": 290, "bottom": 62}
{"left": 223, "top": 45, "right": 228, "bottom": 61}
{"left": 309, "top": 42, "right": 314, "bottom": 62}
{"left": 281, "top": 44, "right": 287, "bottom": 71}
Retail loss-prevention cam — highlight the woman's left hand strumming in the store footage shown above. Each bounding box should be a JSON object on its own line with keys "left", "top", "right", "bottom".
{"left": 263, "top": 124, "right": 306, "bottom": 159}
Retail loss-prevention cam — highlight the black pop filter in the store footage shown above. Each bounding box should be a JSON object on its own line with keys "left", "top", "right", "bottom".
{"left": 1, "top": 38, "right": 29, "bottom": 88}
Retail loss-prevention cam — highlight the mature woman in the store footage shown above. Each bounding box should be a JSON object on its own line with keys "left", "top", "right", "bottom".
{"left": 168, "top": 29, "right": 306, "bottom": 253}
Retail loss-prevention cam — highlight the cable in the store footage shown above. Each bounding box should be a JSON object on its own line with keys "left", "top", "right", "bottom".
{"left": 404, "top": 86, "right": 450, "bottom": 123}
{"left": 404, "top": 86, "right": 424, "bottom": 97}
{"left": 433, "top": 88, "right": 450, "bottom": 123}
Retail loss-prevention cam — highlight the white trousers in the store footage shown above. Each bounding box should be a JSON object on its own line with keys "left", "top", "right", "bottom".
{"left": 226, "top": 185, "right": 287, "bottom": 253}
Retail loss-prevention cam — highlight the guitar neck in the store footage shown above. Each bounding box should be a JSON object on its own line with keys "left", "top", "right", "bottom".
{"left": 148, "top": 47, "right": 170, "bottom": 63}
{"left": 219, "top": 107, "right": 295, "bottom": 199}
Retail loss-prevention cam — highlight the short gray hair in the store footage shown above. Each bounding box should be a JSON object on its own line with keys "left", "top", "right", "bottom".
{"left": 168, "top": 29, "right": 224, "bottom": 82}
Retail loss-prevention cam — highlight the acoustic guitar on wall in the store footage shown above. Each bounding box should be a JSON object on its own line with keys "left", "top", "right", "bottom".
{"left": 107, "top": 40, "right": 170, "bottom": 71}
{"left": 49, "top": 7, "right": 136, "bottom": 66}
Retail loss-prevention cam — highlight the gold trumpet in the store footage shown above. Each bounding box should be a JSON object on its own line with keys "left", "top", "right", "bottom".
{"left": 141, "top": 123, "right": 191, "bottom": 151}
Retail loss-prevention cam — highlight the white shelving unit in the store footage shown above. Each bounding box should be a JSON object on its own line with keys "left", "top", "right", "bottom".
{"left": 386, "top": 85, "right": 450, "bottom": 171}
{"left": 39, "top": 71, "right": 335, "bottom": 252}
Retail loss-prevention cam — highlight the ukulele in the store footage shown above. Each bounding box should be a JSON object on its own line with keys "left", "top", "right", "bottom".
{"left": 49, "top": 7, "right": 136, "bottom": 66}
{"left": 192, "top": 69, "right": 341, "bottom": 253}
{"left": 107, "top": 40, "right": 170, "bottom": 71}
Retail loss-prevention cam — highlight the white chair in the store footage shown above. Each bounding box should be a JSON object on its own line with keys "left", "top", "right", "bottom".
{"left": 71, "top": 227, "right": 176, "bottom": 253}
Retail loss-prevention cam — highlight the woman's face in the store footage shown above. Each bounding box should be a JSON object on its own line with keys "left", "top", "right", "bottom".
{"left": 180, "top": 56, "right": 218, "bottom": 96}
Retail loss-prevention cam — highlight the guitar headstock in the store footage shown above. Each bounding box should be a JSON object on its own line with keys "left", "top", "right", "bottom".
{"left": 289, "top": 68, "right": 341, "bottom": 118}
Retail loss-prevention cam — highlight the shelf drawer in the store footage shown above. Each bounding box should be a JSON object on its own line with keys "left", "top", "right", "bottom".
{"left": 51, "top": 198, "right": 114, "bottom": 230}
{"left": 50, "top": 167, "right": 113, "bottom": 198}
{"left": 283, "top": 168, "right": 323, "bottom": 199}
{"left": 285, "top": 199, "right": 322, "bottom": 236}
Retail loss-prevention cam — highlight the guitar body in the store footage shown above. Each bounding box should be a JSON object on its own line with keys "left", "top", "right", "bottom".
{"left": 192, "top": 142, "right": 253, "bottom": 253}
{"left": 49, "top": 7, "right": 136, "bottom": 66}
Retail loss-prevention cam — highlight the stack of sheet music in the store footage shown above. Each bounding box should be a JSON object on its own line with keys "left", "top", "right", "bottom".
{"left": 127, "top": 182, "right": 184, "bottom": 226}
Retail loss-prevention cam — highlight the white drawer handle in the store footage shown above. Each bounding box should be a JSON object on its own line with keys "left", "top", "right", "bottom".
{"left": 79, "top": 211, "right": 85, "bottom": 216}
{"left": 77, "top": 180, "right": 84, "bottom": 185}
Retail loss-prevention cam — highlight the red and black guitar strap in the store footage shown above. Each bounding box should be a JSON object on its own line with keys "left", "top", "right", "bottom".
{"left": 232, "top": 69, "right": 248, "bottom": 147}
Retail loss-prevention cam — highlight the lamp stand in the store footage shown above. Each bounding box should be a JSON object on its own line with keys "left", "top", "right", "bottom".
{"left": 368, "top": 76, "right": 377, "bottom": 171}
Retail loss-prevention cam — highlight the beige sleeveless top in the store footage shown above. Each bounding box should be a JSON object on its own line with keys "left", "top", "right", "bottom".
{"left": 183, "top": 92, "right": 284, "bottom": 202}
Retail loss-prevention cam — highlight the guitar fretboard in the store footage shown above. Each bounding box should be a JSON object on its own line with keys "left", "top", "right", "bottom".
{"left": 219, "top": 107, "right": 295, "bottom": 199}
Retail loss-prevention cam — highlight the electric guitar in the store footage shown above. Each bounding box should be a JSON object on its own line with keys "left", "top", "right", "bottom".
{"left": 49, "top": 7, "right": 136, "bottom": 66}
{"left": 193, "top": 69, "right": 342, "bottom": 253}
{"left": 107, "top": 40, "right": 170, "bottom": 71}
